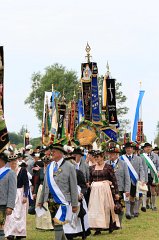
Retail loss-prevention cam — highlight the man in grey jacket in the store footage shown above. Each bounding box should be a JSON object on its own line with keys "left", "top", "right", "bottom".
{"left": 106, "top": 146, "right": 131, "bottom": 225}
{"left": 71, "top": 148, "right": 89, "bottom": 184}
{"left": 0, "top": 152, "right": 17, "bottom": 240}
{"left": 141, "top": 142, "right": 159, "bottom": 211}
{"left": 38, "top": 144, "right": 78, "bottom": 240}
{"left": 122, "top": 142, "right": 145, "bottom": 219}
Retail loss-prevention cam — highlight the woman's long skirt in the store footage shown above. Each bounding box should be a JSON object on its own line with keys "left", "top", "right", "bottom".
{"left": 4, "top": 188, "right": 27, "bottom": 237}
{"left": 88, "top": 181, "right": 120, "bottom": 229}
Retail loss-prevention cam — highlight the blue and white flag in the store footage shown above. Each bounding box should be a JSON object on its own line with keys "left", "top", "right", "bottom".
{"left": 132, "top": 90, "right": 145, "bottom": 142}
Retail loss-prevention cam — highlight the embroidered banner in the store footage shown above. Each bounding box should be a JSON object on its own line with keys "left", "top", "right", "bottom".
{"left": 77, "top": 98, "right": 84, "bottom": 124}
{"left": 106, "top": 78, "right": 118, "bottom": 125}
{"left": 69, "top": 100, "right": 76, "bottom": 139}
{"left": 57, "top": 103, "right": 66, "bottom": 140}
{"left": 24, "top": 130, "right": 30, "bottom": 147}
{"left": 42, "top": 92, "right": 51, "bottom": 145}
{"left": 91, "top": 75, "right": 100, "bottom": 123}
{"left": 0, "top": 47, "right": 9, "bottom": 152}
{"left": 101, "top": 127, "right": 118, "bottom": 142}
{"left": 81, "top": 81, "right": 92, "bottom": 121}
{"left": 50, "top": 90, "right": 60, "bottom": 136}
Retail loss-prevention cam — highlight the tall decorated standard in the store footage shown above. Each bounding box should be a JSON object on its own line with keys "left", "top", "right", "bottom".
{"left": 0, "top": 47, "right": 9, "bottom": 152}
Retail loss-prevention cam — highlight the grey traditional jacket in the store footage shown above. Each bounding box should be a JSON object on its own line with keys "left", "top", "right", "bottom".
{"left": 107, "top": 159, "right": 131, "bottom": 192}
{"left": 123, "top": 154, "right": 145, "bottom": 182}
{"left": 39, "top": 160, "right": 78, "bottom": 207}
{"left": 138, "top": 154, "right": 148, "bottom": 183}
{"left": 0, "top": 169, "right": 17, "bottom": 209}
{"left": 79, "top": 157, "right": 89, "bottom": 183}
{"left": 26, "top": 154, "right": 34, "bottom": 176}
{"left": 141, "top": 151, "right": 159, "bottom": 180}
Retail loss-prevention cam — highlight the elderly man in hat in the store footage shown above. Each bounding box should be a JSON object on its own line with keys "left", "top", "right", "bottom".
{"left": 141, "top": 142, "right": 159, "bottom": 211}
{"left": 120, "top": 142, "right": 145, "bottom": 219}
{"left": 38, "top": 143, "right": 78, "bottom": 240}
{"left": 0, "top": 152, "right": 17, "bottom": 240}
{"left": 106, "top": 146, "right": 131, "bottom": 225}
{"left": 71, "top": 148, "right": 89, "bottom": 184}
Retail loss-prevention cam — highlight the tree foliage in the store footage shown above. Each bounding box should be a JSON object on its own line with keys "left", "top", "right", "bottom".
{"left": 25, "top": 63, "right": 79, "bottom": 121}
{"left": 9, "top": 132, "right": 24, "bottom": 145}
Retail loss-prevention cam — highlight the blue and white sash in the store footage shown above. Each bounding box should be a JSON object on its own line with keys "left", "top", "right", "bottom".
{"left": 120, "top": 155, "right": 139, "bottom": 185}
{"left": 0, "top": 167, "right": 10, "bottom": 180}
{"left": 47, "top": 162, "right": 69, "bottom": 224}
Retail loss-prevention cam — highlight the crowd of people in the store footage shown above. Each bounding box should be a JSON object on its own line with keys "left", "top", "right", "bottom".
{"left": 0, "top": 141, "right": 159, "bottom": 240}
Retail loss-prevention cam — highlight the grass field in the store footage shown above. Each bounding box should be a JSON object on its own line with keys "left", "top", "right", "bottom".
{"left": 26, "top": 200, "right": 159, "bottom": 240}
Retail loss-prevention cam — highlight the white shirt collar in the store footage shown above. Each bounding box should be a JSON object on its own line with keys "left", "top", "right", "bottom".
{"left": 55, "top": 158, "right": 64, "bottom": 168}
{"left": 114, "top": 159, "right": 118, "bottom": 164}
{"left": 126, "top": 154, "right": 133, "bottom": 157}
{"left": 111, "top": 158, "right": 118, "bottom": 165}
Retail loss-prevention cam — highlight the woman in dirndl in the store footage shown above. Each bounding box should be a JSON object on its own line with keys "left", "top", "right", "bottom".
{"left": 4, "top": 155, "right": 29, "bottom": 240}
{"left": 88, "top": 150, "right": 120, "bottom": 235}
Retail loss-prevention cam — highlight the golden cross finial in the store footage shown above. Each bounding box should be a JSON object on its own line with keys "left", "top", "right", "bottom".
{"left": 85, "top": 42, "right": 92, "bottom": 63}
{"left": 139, "top": 81, "right": 142, "bottom": 90}
{"left": 52, "top": 84, "right": 54, "bottom": 92}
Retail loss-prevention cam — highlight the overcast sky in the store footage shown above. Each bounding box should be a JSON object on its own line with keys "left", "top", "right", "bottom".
{"left": 0, "top": 0, "right": 159, "bottom": 143}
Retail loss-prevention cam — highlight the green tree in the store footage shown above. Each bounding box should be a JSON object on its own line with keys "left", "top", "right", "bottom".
{"left": 25, "top": 63, "right": 79, "bottom": 121}
{"left": 9, "top": 132, "right": 23, "bottom": 145}
{"left": 18, "top": 125, "right": 27, "bottom": 137}
{"left": 30, "top": 137, "right": 41, "bottom": 148}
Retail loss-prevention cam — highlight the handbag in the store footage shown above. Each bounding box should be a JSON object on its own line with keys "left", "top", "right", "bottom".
{"left": 114, "top": 200, "right": 123, "bottom": 214}
{"left": 78, "top": 201, "right": 86, "bottom": 218}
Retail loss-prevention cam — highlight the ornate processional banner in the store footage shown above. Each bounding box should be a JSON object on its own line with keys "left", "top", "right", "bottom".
{"left": 0, "top": 46, "right": 9, "bottom": 152}
{"left": 57, "top": 103, "right": 66, "bottom": 140}
{"left": 106, "top": 78, "right": 118, "bottom": 125}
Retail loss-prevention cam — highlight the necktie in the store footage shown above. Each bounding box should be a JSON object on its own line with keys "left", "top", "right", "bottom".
{"left": 127, "top": 155, "right": 131, "bottom": 161}
{"left": 54, "top": 162, "right": 58, "bottom": 173}
{"left": 111, "top": 162, "right": 115, "bottom": 169}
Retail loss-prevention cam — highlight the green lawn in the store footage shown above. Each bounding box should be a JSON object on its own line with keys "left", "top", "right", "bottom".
{"left": 26, "top": 201, "right": 159, "bottom": 240}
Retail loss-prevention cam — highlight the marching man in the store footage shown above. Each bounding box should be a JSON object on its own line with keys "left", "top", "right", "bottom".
{"left": 120, "top": 142, "right": 145, "bottom": 219}
{"left": 38, "top": 143, "right": 78, "bottom": 240}
{"left": 0, "top": 152, "right": 17, "bottom": 240}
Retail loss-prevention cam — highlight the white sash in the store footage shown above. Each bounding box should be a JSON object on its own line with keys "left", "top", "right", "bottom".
{"left": 0, "top": 167, "right": 10, "bottom": 180}
{"left": 121, "top": 155, "right": 139, "bottom": 185}
{"left": 47, "top": 162, "right": 70, "bottom": 224}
